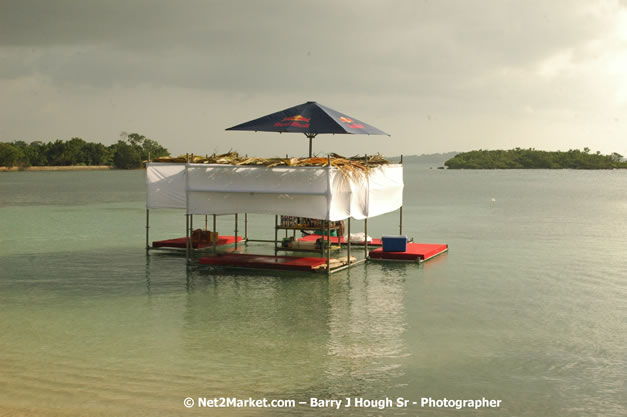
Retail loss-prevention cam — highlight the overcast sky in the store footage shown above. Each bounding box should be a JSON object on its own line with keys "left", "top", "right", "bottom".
{"left": 1, "top": 0, "right": 626, "bottom": 157}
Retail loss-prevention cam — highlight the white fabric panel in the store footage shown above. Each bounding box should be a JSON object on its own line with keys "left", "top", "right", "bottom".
{"left": 186, "top": 164, "right": 331, "bottom": 218}
{"left": 146, "top": 163, "right": 187, "bottom": 209}
{"left": 349, "top": 171, "right": 369, "bottom": 220}
{"left": 328, "top": 169, "right": 352, "bottom": 221}
{"left": 187, "top": 164, "right": 329, "bottom": 193}
{"left": 366, "top": 165, "right": 404, "bottom": 218}
{"left": 145, "top": 162, "right": 403, "bottom": 220}
{"left": 188, "top": 191, "right": 329, "bottom": 218}
{"left": 345, "top": 165, "right": 403, "bottom": 220}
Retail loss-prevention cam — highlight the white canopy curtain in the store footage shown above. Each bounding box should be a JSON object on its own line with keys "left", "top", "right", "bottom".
{"left": 146, "top": 163, "right": 187, "bottom": 209}
{"left": 146, "top": 163, "right": 403, "bottom": 221}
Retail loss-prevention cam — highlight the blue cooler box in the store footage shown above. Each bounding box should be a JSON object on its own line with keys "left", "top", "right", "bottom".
{"left": 382, "top": 235, "right": 408, "bottom": 252}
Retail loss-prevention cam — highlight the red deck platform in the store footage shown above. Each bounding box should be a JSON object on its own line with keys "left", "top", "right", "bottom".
{"left": 199, "top": 253, "right": 328, "bottom": 271}
{"left": 152, "top": 236, "right": 243, "bottom": 249}
{"left": 369, "top": 243, "right": 448, "bottom": 262}
{"left": 297, "top": 234, "right": 383, "bottom": 246}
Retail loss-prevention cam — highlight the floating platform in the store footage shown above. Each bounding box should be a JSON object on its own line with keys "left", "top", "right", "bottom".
{"left": 369, "top": 243, "right": 448, "bottom": 262}
{"left": 297, "top": 234, "right": 383, "bottom": 246}
{"left": 152, "top": 235, "right": 243, "bottom": 249}
{"left": 199, "top": 253, "right": 329, "bottom": 271}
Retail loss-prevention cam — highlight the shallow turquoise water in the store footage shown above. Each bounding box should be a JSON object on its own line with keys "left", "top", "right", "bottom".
{"left": 0, "top": 167, "right": 626, "bottom": 416}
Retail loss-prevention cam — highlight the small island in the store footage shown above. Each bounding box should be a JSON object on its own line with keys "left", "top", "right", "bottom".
{"left": 0, "top": 133, "right": 170, "bottom": 170}
{"left": 444, "top": 148, "right": 627, "bottom": 169}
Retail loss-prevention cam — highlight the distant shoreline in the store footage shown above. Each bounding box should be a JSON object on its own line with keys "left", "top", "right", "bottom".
{"left": 0, "top": 165, "right": 117, "bottom": 172}
{"left": 444, "top": 149, "right": 627, "bottom": 169}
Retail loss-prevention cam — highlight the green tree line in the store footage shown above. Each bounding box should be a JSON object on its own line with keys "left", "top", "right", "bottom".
{"left": 444, "top": 148, "right": 627, "bottom": 169}
{"left": 0, "top": 133, "right": 169, "bottom": 169}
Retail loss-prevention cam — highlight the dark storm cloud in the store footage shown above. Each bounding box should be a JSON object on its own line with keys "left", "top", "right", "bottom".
{"left": 1, "top": 0, "right": 625, "bottom": 156}
{"left": 0, "top": 0, "right": 175, "bottom": 47}
{"left": 0, "top": 0, "right": 611, "bottom": 96}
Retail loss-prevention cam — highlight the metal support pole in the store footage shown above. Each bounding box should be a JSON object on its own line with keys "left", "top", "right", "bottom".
{"left": 244, "top": 213, "right": 248, "bottom": 244}
{"left": 364, "top": 153, "right": 369, "bottom": 260}
{"left": 274, "top": 215, "right": 278, "bottom": 256}
{"left": 213, "top": 214, "right": 217, "bottom": 254}
{"left": 320, "top": 219, "right": 325, "bottom": 258}
{"left": 205, "top": 215, "right": 208, "bottom": 231}
{"left": 326, "top": 220, "right": 330, "bottom": 275}
{"left": 400, "top": 154, "right": 403, "bottom": 235}
{"left": 326, "top": 153, "right": 331, "bottom": 274}
{"left": 185, "top": 154, "right": 190, "bottom": 263}
{"left": 190, "top": 215, "right": 193, "bottom": 255}
{"left": 364, "top": 218, "right": 368, "bottom": 259}
{"left": 234, "top": 213, "right": 238, "bottom": 249}
{"left": 185, "top": 214, "right": 190, "bottom": 261}
{"left": 145, "top": 209, "right": 150, "bottom": 250}
{"left": 347, "top": 217, "right": 351, "bottom": 266}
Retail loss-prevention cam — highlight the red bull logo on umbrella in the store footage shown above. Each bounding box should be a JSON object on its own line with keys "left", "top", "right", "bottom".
{"left": 339, "top": 116, "right": 364, "bottom": 129}
{"left": 274, "top": 115, "right": 310, "bottom": 128}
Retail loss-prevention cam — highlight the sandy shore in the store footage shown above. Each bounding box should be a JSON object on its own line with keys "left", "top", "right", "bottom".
{"left": 0, "top": 165, "right": 116, "bottom": 172}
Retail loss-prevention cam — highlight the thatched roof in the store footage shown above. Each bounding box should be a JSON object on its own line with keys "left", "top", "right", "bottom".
{"left": 151, "top": 152, "right": 389, "bottom": 178}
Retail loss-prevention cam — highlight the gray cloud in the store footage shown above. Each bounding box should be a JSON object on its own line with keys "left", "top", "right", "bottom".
{"left": 1, "top": 1, "right": 611, "bottom": 93}
{"left": 0, "top": 0, "right": 625, "bottom": 155}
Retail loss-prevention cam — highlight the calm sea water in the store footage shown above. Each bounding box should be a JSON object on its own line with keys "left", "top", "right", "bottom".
{"left": 0, "top": 166, "right": 626, "bottom": 416}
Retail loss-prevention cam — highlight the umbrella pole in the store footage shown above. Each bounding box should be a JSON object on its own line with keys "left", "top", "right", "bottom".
{"left": 306, "top": 133, "right": 317, "bottom": 157}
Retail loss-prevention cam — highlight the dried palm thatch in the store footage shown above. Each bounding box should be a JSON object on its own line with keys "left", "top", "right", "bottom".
{"left": 151, "top": 152, "right": 389, "bottom": 178}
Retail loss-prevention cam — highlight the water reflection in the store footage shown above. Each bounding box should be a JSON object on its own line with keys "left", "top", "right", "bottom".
{"left": 141, "top": 258, "right": 412, "bottom": 401}
{"left": 144, "top": 252, "right": 152, "bottom": 295}
{"left": 325, "top": 265, "right": 410, "bottom": 396}
{"left": 180, "top": 267, "right": 331, "bottom": 397}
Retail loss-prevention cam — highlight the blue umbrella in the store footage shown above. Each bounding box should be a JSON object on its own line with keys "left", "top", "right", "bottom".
{"left": 226, "top": 101, "right": 389, "bottom": 157}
